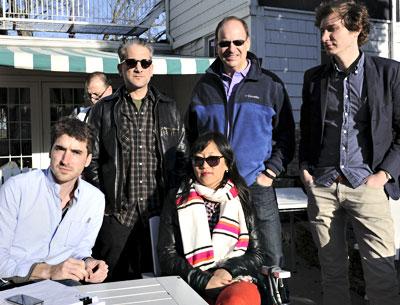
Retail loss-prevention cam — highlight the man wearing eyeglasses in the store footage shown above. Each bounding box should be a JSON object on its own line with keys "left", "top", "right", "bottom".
{"left": 85, "top": 39, "right": 187, "bottom": 281}
{"left": 72, "top": 72, "right": 113, "bottom": 122}
{"left": 188, "top": 16, "right": 295, "bottom": 268}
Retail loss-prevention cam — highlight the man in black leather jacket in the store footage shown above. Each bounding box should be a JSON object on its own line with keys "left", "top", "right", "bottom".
{"left": 85, "top": 39, "right": 187, "bottom": 281}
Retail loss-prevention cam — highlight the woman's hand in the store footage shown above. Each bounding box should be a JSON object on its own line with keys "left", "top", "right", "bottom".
{"left": 205, "top": 269, "right": 233, "bottom": 290}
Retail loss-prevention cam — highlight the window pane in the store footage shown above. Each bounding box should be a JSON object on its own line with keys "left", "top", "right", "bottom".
{"left": 62, "top": 88, "right": 73, "bottom": 105}
{"left": 8, "top": 88, "right": 19, "bottom": 105}
{"left": 0, "top": 88, "right": 7, "bottom": 104}
{"left": 74, "top": 88, "right": 85, "bottom": 104}
{"left": 0, "top": 140, "right": 9, "bottom": 155}
{"left": 0, "top": 87, "right": 32, "bottom": 167}
{"left": 0, "top": 158, "right": 10, "bottom": 167}
{"left": 20, "top": 106, "right": 30, "bottom": 121}
{"left": 21, "top": 141, "right": 32, "bottom": 155}
{"left": 10, "top": 140, "right": 21, "bottom": 155}
{"left": 50, "top": 87, "right": 84, "bottom": 124}
{"left": 20, "top": 88, "right": 30, "bottom": 104}
{"left": 50, "top": 88, "right": 61, "bottom": 104}
{"left": 9, "top": 105, "right": 20, "bottom": 121}
{"left": 21, "top": 157, "right": 32, "bottom": 168}
{"left": 20, "top": 123, "right": 31, "bottom": 140}
{"left": 9, "top": 123, "right": 20, "bottom": 139}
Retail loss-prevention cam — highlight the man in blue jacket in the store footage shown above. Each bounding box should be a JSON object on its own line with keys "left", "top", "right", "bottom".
{"left": 300, "top": 1, "right": 400, "bottom": 304}
{"left": 188, "top": 16, "right": 295, "bottom": 268}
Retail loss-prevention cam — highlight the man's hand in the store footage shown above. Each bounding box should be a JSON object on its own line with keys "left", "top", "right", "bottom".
{"left": 84, "top": 258, "right": 108, "bottom": 283}
{"left": 365, "top": 170, "right": 389, "bottom": 188}
{"left": 300, "top": 168, "right": 314, "bottom": 186}
{"left": 31, "top": 258, "right": 88, "bottom": 281}
{"left": 205, "top": 268, "right": 233, "bottom": 290}
{"left": 257, "top": 169, "right": 276, "bottom": 187}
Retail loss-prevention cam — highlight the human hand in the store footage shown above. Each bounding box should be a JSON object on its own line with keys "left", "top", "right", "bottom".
{"left": 257, "top": 172, "right": 274, "bottom": 187}
{"left": 205, "top": 269, "right": 233, "bottom": 290}
{"left": 364, "top": 171, "right": 389, "bottom": 188}
{"left": 49, "top": 258, "right": 88, "bottom": 281}
{"left": 300, "top": 168, "right": 314, "bottom": 187}
{"left": 84, "top": 258, "right": 108, "bottom": 283}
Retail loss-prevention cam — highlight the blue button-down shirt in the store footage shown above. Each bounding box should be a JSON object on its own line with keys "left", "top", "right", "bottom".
{"left": 0, "top": 168, "right": 105, "bottom": 278}
{"left": 314, "top": 52, "right": 373, "bottom": 187}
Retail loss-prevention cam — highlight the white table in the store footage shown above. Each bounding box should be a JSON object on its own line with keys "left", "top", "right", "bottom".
{"left": 276, "top": 187, "right": 308, "bottom": 271}
{"left": 78, "top": 276, "right": 208, "bottom": 305}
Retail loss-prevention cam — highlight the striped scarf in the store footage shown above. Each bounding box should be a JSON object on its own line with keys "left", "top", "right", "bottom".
{"left": 176, "top": 180, "right": 249, "bottom": 270}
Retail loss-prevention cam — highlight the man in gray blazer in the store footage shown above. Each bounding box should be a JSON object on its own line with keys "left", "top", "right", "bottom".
{"left": 299, "top": 1, "right": 400, "bottom": 305}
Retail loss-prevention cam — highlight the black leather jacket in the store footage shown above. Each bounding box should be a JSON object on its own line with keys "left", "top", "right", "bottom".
{"left": 85, "top": 85, "right": 187, "bottom": 215}
{"left": 157, "top": 189, "right": 264, "bottom": 293}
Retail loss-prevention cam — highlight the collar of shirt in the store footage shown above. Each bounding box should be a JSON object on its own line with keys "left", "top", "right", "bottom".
{"left": 121, "top": 87, "right": 154, "bottom": 116}
{"left": 220, "top": 59, "right": 251, "bottom": 100}
{"left": 221, "top": 59, "right": 251, "bottom": 80}
{"left": 45, "top": 167, "right": 80, "bottom": 207}
{"left": 332, "top": 51, "right": 365, "bottom": 76}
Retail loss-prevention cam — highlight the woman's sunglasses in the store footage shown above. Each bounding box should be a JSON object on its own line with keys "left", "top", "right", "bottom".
{"left": 192, "top": 156, "right": 224, "bottom": 167}
{"left": 217, "top": 40, "right": 245, "bottom": 48}
{"left": 121, "top": 58, "right": 152, "bottom": 69}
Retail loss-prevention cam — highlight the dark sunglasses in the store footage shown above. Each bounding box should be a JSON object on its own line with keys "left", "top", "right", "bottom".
{"left": 192, "top": 156, "right": 224, "bottom": 167}
{"left": 217, "top": 40, "right": 246, "bottom": 48}
{"left": 121, "top": 58, "right": 152, "bottom": 69}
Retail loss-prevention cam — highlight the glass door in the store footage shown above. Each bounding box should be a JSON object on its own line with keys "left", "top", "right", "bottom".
{"left": 41, "top": 82, "right": 86, "bottom": 168}
{"left": 0, "top": 83, "right": 41, "bottom": 169}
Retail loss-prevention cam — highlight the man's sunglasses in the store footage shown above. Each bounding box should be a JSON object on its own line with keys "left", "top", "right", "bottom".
{"left": 192, "top": 156, "right": 224, "bottom": 167}
{"left": 121, "top": 58, "right": 152, "bottom": 69}
{"left": 217, "top": 40, "right": 245, "bottom": 48}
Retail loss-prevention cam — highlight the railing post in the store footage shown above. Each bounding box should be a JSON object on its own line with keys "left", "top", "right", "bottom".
{"left": 71, "top": 0, "right": 75, "bottom": 21}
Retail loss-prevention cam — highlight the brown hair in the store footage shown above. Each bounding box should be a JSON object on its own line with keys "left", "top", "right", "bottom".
{"left": 215, "top": 16, "right": 249, "bottom": 41}
{"left": 315, "top": 0, "right": 370, "bottom": 46}
{"left": 51, "top": 117, "right": 94, "bottom": 155}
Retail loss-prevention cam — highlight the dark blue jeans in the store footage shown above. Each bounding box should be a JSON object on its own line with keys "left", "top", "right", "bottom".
{"left": 250, "top": 183, "right": 283, "bottom": 267}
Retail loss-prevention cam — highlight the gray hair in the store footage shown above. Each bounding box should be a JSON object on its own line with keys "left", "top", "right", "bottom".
{"left": 118, "top": 38, "right": 154, "bottom": 61}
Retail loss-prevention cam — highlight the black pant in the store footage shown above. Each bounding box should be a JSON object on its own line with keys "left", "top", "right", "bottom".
{"left": 92, "top": 215, "right": 153, "bottom": 282}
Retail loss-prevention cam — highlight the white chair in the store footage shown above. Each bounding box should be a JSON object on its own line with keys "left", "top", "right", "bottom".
{"left": 0, "top": 161, "right": 30, "bottom": 185}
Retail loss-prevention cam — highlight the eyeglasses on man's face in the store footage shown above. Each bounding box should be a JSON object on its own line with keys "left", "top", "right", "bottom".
{"left": 121, "top": 58, "right": 153, "bottom": 69}
{"left": 217, "top": 39, "right": 246, "bottom": 48}
{"left": 192, "top": 156, "right": 224, "bottom": 168}
{"left": 87, "top": 87, "right": 108, "bottom": 101}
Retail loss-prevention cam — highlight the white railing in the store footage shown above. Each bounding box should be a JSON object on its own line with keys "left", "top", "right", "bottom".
{"left": 0, "top": 0, "right": 161, "bottom": 34}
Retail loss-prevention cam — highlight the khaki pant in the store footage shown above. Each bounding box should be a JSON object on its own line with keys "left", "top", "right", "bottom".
{"left": 307, "top": 182, "right": 400, "bottom": 305}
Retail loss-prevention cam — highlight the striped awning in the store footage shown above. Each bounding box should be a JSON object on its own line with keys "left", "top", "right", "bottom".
{"left": 0, "top": 46, "right": 215, "bottom": 75}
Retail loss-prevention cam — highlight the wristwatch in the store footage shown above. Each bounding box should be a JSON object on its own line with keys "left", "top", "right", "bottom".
{"left": 263, "top": 169, "right": 276, "bottom": 180}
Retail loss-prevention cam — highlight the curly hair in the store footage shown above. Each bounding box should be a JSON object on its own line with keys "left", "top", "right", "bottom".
{"left": 315, "top": 0, "right": 370, "bottom": 46}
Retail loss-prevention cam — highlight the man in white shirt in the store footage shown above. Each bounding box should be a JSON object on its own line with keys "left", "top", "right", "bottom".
{"left": 0, "top": 117, "right": 107, "bottom": 288}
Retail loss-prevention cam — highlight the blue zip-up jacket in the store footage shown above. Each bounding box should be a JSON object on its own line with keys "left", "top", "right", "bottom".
{"left": 188, "top": 52, "right": 295, "bottom": 186}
